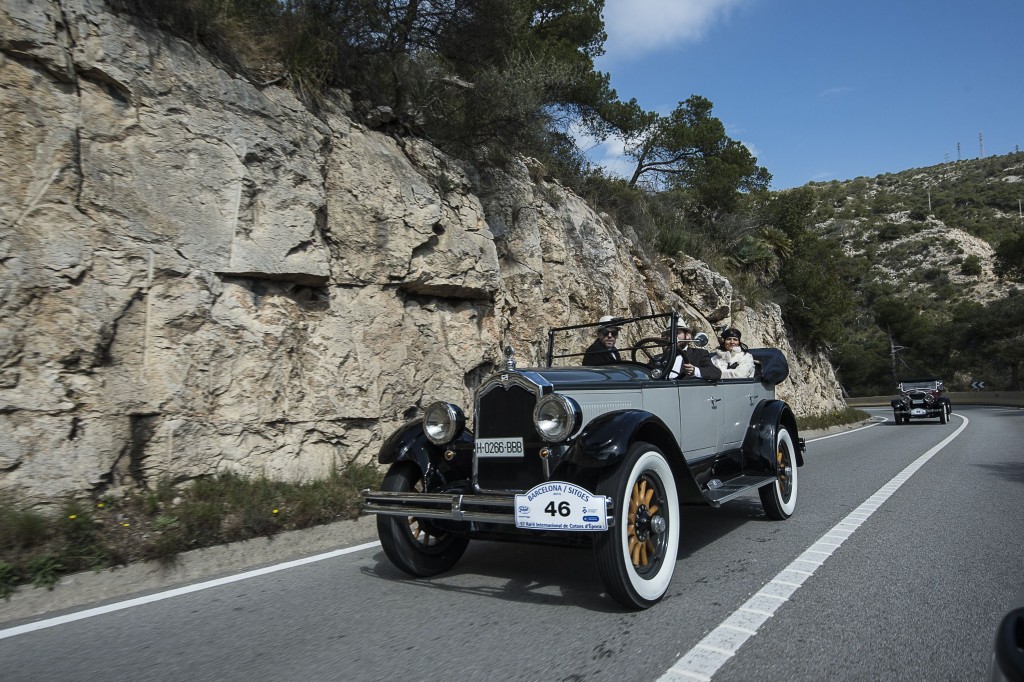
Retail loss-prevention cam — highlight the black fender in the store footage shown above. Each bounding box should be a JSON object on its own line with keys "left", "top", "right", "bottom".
{"left": 564, "top": 410, "right": 705, "bottom": 505}
{"left": 742, "top": 400, "right": 804, "bottom": 478}
{"left": 377, "top": 420, "right": 473, "bottom": 490}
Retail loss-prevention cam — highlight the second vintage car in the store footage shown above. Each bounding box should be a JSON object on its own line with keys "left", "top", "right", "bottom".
{"left": 362, "top": 312, "right": 805, "bottom": 609}
{"left": 891, "top": 378, "right": 952, "bottom": 424}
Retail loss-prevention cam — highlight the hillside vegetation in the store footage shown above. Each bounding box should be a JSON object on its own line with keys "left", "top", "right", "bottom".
{"left": 804, "top": 153, "right": 1024, "bottom": 394}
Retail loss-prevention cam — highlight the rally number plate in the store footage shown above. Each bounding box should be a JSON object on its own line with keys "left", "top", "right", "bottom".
{"left": 515, "top": 481, "right": 608, "bottom": 531}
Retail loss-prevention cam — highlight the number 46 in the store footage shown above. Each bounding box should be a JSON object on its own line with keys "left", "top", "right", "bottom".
{"left": 545, "top": 501, "right": 571, "bottom": 517}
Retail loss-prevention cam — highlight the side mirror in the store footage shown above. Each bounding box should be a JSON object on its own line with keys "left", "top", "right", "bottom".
{"left": 692, "top": 332, "right": 709, "bottom": 348}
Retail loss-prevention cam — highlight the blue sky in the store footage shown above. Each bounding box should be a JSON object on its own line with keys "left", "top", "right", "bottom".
{"left": 589, "top": 0, "right": 1024, "bottom": 190}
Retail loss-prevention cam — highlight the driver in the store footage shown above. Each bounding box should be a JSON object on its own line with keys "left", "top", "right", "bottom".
{"left": 653, "top": 323, "right": 721, "bottom": 381}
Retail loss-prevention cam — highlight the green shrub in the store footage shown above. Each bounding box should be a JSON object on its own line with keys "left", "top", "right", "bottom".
{"left": 0, "top": 507, "right": 50, "bottom": 551}
{"left": 960, "top": 254, "right": 982, "bottom": 276}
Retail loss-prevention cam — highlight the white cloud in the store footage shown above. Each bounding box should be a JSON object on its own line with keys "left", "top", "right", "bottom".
{"left": 601, "top": 0, "right": 751, "bottom": 62}
{"left": 818, "top": 86, "right": 853, "bottom": 98}
{"left": 571, "top": 123, "right": 633, "bottom": 180}
{"left": 592, "top": 139, "right": 635, "bottom": 180}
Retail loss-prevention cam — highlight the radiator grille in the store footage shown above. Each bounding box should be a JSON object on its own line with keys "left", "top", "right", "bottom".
{"left": 475, "top": 384, "right": 547, "bottom": 491}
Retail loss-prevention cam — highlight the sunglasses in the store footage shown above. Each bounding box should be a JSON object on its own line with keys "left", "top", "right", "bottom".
{"left": 600, "top": 330, "right": 619, "bottom": 337}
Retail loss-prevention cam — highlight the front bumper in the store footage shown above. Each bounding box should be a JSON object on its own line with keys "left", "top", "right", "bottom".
{"left": 893, "top": 406, "right": 943, "bottom": 418}
{"left": 363, "top": 490, "right": 520, "bottom": 524}
{"left": 362, "top": 490, "right": 616, "bottom": 528}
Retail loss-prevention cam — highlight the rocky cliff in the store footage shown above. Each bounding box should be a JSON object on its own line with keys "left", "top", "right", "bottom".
{"left": 0, "top": 0, "right": 844, "bottom": 506}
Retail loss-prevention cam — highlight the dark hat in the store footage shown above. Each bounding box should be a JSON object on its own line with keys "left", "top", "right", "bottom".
{"left": 662, "top": 322, "right": 692, "bottom": 337}
{"left": 722, "top": 328, "right": 742, "bottom": 340}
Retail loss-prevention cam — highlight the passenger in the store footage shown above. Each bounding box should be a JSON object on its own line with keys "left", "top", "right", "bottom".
{"left": 583, "top": 315, "right": 622, "bottom": 365}
{"left": 711, "top": 327, "right": 755, "bottom": 379}
{"left": 654, "top": 323, "right": 722, "bottom": 381}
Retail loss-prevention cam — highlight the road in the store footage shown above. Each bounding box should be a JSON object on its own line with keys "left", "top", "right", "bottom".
{"left": 2, "top": 405, "right": 1021, "bottom": 681}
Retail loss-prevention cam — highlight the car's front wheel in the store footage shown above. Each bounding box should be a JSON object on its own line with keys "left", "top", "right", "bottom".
{"left": 758, "top": 425, "right": 798, "bottom": 520}
{"left": 939, "top": 407, "right": 948, "bottom": 424}
{"left": 376, "top": 462, "right": 469, "bottom": 577}
{"left": 594, "top": 442, "right": 680, "bottom": 610}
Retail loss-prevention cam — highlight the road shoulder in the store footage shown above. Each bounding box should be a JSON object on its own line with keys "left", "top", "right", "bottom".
{"left": 0, "top": 515, "right": 378, "bottom": 627}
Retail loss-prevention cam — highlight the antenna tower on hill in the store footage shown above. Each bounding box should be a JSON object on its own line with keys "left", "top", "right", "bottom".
{"left": 979, "top": 131, "right": 985, "bottom": 158}
{"left": 957, "top": 142, "right": 961, "bottom": 161}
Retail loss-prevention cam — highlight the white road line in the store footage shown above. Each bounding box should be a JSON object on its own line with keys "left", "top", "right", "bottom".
{"left": 807, "top": 419, "right": 883, "bottom": 442}
{"left": 658, "top": 414, "right": 970, "bottom": 682}
{"left": 0, "top": 541, "right": 381, "bottom": 641}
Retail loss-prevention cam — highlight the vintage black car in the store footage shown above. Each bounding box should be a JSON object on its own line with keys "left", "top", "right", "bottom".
{"left": 362, "top": 312, "right": 805, "bottom": 609}
{"left": 891, "top": 378, "right": 952, "bottom": 424}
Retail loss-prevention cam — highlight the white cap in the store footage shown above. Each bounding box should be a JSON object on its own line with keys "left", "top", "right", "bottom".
{"left": 598, "top": 315, "right": 622, "bottom": 329}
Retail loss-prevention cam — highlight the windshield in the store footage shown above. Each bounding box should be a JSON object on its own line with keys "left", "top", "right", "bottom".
{"left": 546, "top": 313, "right": 677, "bottom": 368}
{"left": 899, "top": 380, "right": 942, "bottom": 392}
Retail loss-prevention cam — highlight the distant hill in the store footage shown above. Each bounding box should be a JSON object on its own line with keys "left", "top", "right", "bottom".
{"left": 799, "top": 152, "right": 1024, "bottom": 394}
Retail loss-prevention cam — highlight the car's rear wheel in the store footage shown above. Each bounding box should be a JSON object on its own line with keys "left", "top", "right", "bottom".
{"left": 758, "top": 426, "right": 798, "bottom": 520}
{"left": 594, "top": 442, "right": 679, "bottom": 610}
{"left": 376, "top": 462, "right": 469, "bottom": 577}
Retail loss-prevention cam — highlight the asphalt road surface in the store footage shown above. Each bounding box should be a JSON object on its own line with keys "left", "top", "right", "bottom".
{"left": 2, "top": 405, "right": 1021, "bottom": 681}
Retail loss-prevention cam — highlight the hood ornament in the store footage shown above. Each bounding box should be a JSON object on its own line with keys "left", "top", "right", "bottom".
{"left": 504, "top": 345, "right": 517, "bottom": 371}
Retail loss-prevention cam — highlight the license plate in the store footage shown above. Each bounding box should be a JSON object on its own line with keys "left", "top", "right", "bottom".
{"left": 475, "top": 437, "right": 525, "bottom": 458}
{"left": 515, "top": 481, "right": 608, "bottom": 531}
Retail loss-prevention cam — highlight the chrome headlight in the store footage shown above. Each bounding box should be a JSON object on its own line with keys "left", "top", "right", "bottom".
{"left": 423, "top": 401, "right": 465, "bottom": 445}
{"left": 534, "top": 394, "right": 582, "bottom": 443}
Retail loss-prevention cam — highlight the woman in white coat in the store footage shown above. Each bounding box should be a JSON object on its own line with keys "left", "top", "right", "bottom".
{"left": 711, "top": 328, "right": 755, "bottom": 379}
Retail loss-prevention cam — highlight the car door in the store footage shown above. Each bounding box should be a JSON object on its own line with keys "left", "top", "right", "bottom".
{"left": 638, "top": 378, "right": 720, "bottom": 458}
{"left": 716, "top": 379, "right": 763, "bottom": 449}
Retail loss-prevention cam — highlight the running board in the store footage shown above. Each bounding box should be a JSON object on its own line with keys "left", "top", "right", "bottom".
{"left": 703, "top": 475, "right": 776, "bottom": 506}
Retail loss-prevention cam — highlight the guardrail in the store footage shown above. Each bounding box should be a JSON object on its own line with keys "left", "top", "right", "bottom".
{"left": 846, "top": 391, "right": 1024, "bottom": 408}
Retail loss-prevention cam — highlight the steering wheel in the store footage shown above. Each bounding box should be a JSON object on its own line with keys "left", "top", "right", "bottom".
{"left": 631, "top": 337, "right": 668, "bottom": 365}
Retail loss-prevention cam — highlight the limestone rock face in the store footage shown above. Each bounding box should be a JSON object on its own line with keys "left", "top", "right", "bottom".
{"left": 1, "top": 1, "right": 844, "bottom": 505}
